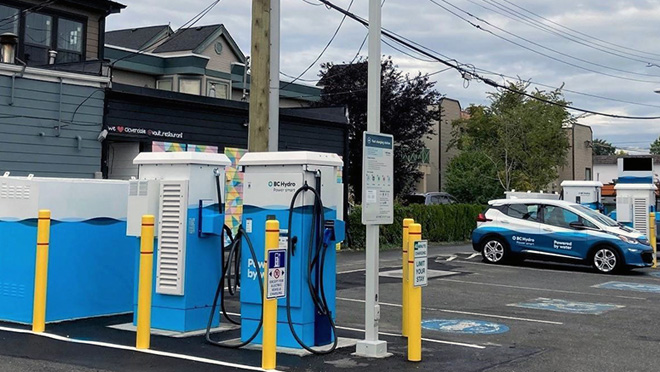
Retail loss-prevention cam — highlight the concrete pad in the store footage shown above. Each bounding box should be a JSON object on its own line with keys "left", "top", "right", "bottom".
{"left": 379, "top": 268, "right": 459, "bottom": 279}
{"left": 241, "top": 337, "right": 358, "bottom": 357}
{"left": 107, "top": 322, "right": 240, "bottom": 338}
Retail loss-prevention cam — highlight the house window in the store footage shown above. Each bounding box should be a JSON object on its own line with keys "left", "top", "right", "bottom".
{"left": 0, "top": 5, "right": 19, "bottom": 34}
{"left": 585, "top": 168, "right": 592, "bottom": 181}
{"left": 179, "top": 78, "right": 201, "bottom": 95}
{"left": 207, "top": 80, "right": 229, "bottom": 99}
{"left": 156, "top": 79, "right": 173, "bottom": 91}
{"left": 56, "top": 18, "right": 83, "bottom": 63}
{"left": 24, "top": 13, "right": 52, "bottom": 65}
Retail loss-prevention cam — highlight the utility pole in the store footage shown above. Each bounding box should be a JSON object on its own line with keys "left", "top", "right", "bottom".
{"left": 355, "top": 0, "right": 389, "bottom": 358}
{"left": 268, "top": 0, "right": 280, "bottom": 152}
{"left": 249, "top": 0, "right": 270, "bottom": 152}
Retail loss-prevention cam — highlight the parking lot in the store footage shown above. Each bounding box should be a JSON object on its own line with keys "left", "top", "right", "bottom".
{"left": 2, "top": 244, "right": 660, "bottom": 371}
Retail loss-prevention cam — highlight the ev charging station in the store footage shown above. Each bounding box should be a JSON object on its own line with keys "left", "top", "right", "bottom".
{"left": 127, "top": 152, "right": 231, "bottom": 332}
{"left": 238, "top": 151, "right": 345, "bottom": 350}
{"left": 0, "top": 175, "right": 134, "bottom": 324}
{"left": 561, "top": 181, "right": 603, "bottom": 210}
{"left": 614, "top": 157, "right": 657, "bottom": 235}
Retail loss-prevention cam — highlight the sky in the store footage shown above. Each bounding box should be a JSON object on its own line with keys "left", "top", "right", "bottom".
{"left": 107, "top": 0, "right": 660, "bottom": 152}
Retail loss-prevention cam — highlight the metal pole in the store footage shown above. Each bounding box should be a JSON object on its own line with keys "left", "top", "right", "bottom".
{"left": 356, "top": 0, "right": 388, "bottom": 358}
{"left": 402, "top": 218, "right": 414, "bottom": 337}
{"left": 32, "top": 210, "right": 51, "bottom": 333}
{"left": 136, "top": 215, "right": 155, "bottom": 350}
{"left": 268, "top": 0, "right": 280, "bottom": 152}
{"left": 407, "top": 223, "right": 422, "bottom": 362}
{"left": 262, "top": 220, "right": 279, "bottom": 370}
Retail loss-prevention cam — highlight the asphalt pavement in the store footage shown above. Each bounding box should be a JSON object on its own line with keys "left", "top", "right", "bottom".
{"left": 2, "top": 243, "right": 660, "bottom": 371}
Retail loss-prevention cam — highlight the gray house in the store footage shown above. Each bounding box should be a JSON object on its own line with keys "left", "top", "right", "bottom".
{"left": 0, "top": 0, "right": 124, "bottom": 178}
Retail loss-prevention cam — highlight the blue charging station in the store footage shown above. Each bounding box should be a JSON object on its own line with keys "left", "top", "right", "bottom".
{"left": 127, "top": 152, "right": 231, "bottom": 332}
{"left": 238, "top": 151, "right": 345, "bottom": 349}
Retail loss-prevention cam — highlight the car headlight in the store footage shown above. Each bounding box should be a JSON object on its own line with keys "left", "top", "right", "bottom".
{"left": 619, "top": 235, "right": 638, "bottom": 244}
{"left": 628, "top": 248, "right": 641, "bottom": 253}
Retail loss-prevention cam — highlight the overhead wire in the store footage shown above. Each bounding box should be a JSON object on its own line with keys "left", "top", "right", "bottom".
{"left": 316, "top": 0, "right": 660, "bottom": 120}
{"left": 473, "top": 0, "right": 660, "bottom": 65}
{"left": 427, "top": 0, "right": 660, "bottom": 84}
{"left": 109, "top": 0, "right": 222, "bottom": 67}
{"left": 280, "top": 0, "right": 355, "bottom": 90}
{"left": 0, "top": 0, "right": 58, "bottom": 29}
{"left": 496, "top": 0, "right": 660, "bottom": 60}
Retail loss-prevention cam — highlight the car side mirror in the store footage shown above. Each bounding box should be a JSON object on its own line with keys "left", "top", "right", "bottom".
{"left": 569, "top": 221, "right": 585, "bottom": 230}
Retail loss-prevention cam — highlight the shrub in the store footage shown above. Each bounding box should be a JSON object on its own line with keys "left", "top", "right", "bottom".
{"left": 346, "top": 204, "right": 485, "bottom": 249}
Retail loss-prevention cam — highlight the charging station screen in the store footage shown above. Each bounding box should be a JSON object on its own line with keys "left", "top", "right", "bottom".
{"left": 623, "top": 158, "right": 652, "bottom": 171}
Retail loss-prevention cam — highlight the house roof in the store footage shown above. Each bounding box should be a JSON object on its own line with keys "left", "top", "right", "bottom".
{"left": 105, "top": 25, "right": 172, "bottom": 50}
{"left": 594, "top": 154, "right": 660, "bottom": 165}
{"left": 153, "top": 25, "right": 219, "bottom": 53}
{"left": 150, "top": 24, "right": 246, "bottom": 63}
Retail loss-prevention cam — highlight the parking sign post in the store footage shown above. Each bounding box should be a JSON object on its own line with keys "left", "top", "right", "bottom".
{"left": 263, "top": 220, "right": 284, "bottom": 370}
{"left": 407, "top": 223, "right": 424, "bottom": 362}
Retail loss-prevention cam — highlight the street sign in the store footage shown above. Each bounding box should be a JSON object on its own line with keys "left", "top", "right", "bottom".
{"left": 413, "top": 240, "right": 428, "bottom": 287}
{"left": 361, "top": 132, "right": 394, "bottom": 225}
{"left": 267, "top": 249, "right": 287, "bottom": 299}
{"left": 413, "top": 240, "right": 428, "bottom": 258}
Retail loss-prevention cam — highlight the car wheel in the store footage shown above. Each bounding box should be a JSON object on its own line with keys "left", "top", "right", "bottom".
{"left": 481, "top": 237, "right": 507, "bottom": 264}
{"left": 592, "top": 247, "right": 621, "bottom": 274}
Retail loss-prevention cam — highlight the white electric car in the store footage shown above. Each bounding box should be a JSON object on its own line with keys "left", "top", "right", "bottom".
{"left": 471, "top": 199, "right": 654, "bottom": 273}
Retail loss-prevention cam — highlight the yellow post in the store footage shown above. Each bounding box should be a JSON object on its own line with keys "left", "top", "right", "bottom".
{"left": 407, "top": 223, "right": 422, "bottom": 362}
{"left": 262, "top": 220, "right": 280, "bottom": 370}
{"left": 136, "top": 215, "right": 155, "bottom": 350}
{"left": 402, "top": 218, "right": 414, "bottom": 337}
{"left": 651, "top": 212, "right": 657, "bottom": 269}
{"left": 32, "top": 209, "right": 51, "bottom": 333}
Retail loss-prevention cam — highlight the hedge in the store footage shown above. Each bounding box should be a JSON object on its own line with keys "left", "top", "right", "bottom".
{"left": 346, "top": 204, "right": 485, "bottom": 249}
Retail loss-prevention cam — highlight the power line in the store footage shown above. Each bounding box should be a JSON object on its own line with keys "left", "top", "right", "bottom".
{"left": 0, "top": 0, "right": 58, "bottom": 29}
{"left": 495, "top": 0, "right": 660, "bottom": 61}
{"left": 110, "top": 0, "right": 222, "bottom": 67}
{"left": 427, "top": 0, "right": 660, "bottom": 84}
{"left": 316, "top": 0, "right": 660, "bottom": 120}
{"left": 281, "top": 0, "right": 355, "bottom": 90}
{"left": 473, "top": 0, "right": 660, "bottom": 65}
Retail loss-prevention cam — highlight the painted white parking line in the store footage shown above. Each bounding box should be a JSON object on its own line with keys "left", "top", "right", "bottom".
{"left": 336, "top": 297, "right": 563, "bottom": 325}
{"left": 446, "top": 255, "right": 458, "bottom": 262}
{"left": 467, "top": 253, "right": 480, "bottom": 259}
{"left": 0, "top": 326, "right": 274, "bottom": 372}
{"left": 337, "top": 268, "right": 368, "bottom": 274}
{"left": 335, "top": 325, "right": 486, "bottom": 349}
{"left": 437, "top": 278, "right": 646, "bottom": 300}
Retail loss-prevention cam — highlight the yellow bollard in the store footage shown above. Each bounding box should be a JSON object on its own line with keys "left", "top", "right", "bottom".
{"left": 262, "top": 220, "right": 280, "bottom": 370}
{"left": 651, "top": 212, "right": 657, "bottom": 269}
{"left": 32, "top": 210, "right": 51, "bottom": 333}
{"left": 407, "top": 223, "right": 422, "bottom": 362}
{"left": 402, "top": 218, "right": 414, "bottom": 337}
{"left": 136, "top": 215, "right": 155, "bottom": 349}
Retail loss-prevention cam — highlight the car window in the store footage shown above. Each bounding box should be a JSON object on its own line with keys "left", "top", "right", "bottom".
{"left": 402, "top": 195, "right": 425, "bottom": 205}
{"left": 430, "top": 195, "right": 443, "bottom": 204}
{"left": 506, "top": 203, "right": 540, "bottom": 222}
{"left": 541, "top": 206, "right": 592, "bottom": 229}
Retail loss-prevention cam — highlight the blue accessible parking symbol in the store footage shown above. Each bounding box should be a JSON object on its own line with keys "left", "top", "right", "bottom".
{"left": 422, "top": 319, "right": 509, "bottom": 335}
{"left": 509, "top": 298, "right": 623, "bottom": 315}
{"left": 594, "top": 281, "right": 660, "bottom": 294}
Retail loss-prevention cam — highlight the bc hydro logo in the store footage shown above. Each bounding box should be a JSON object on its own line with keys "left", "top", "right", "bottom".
{"left": 268, "top": 181, "right": 273, "bottom": 187}
{"left": 269, "top": 181, "right": 297, "bottom": 188}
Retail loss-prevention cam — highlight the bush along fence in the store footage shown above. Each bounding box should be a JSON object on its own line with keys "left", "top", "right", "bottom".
{"left": 346, "top": 204, "right": 485, "bottom": 249}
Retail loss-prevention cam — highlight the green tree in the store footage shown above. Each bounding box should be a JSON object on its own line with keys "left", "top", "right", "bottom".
{"left": 445, "top": 151, "right": 504, "bottom": 204}
{"left": 592, "top": 138, "right": 616, "bottom": 155}
{"left": 651, "top": 136, "right": 660, "bottom": 155}
{"left": 450, "top": 82, "right": 572, "bottom": 191}
{"left": 317, "top": 58, "right": 441, "bottom": 202}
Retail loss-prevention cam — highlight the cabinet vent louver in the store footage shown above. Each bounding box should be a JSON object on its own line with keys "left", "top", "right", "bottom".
{"left": 156, "top": 180, "right": 188, "bottom": 295}
{"left": 633, "top": 198, "right": 648, "bottom": 236}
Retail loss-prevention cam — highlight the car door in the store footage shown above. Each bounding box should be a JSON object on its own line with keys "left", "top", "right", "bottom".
{"left": 500, "top": 203, "right": 542, "bottom": 254}
{"left": 537, "top": 205, "right": 587, "bottom": 260}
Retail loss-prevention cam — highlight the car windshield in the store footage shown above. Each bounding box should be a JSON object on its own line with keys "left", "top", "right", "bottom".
{"left": 574, "top": 205, "right": 618, "bottom": 227}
